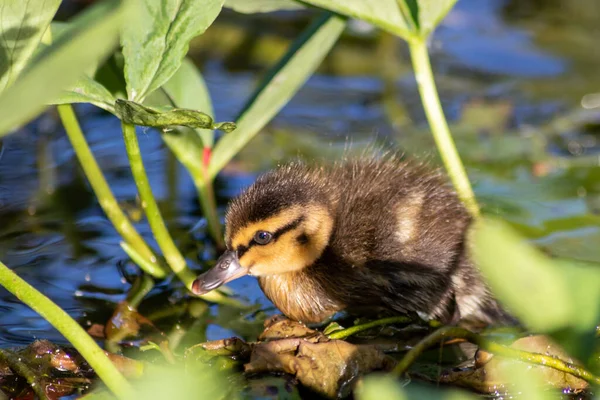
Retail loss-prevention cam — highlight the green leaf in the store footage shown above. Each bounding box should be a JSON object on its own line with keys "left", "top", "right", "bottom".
{"left": 0, "top": 0, "right": 61, "bottom": 93}
{"left": 0, "top": 0, "right": 128, "bottom": 137}
{"left": 51, "top": 75, "right": 116, "bottom": 113}
{"left": 300, "top": 0, "right": 412, "bottom": 39}
{"left": 224, "top": 0, "right": 304, "bottom": 13}
{"left": 209, "top": 12, "right": 346, "bottom": 179}
{"left": 121, "top": 0, "right": 224, "bottom": 102}
{"left": 357, "top": 375, "right": 479, "bottom": 400}
{"left": 472, "top": 218, "right": 572, "bottom": 332}
{"left": 356, "top": 374, "right": 407, "bottom": 400}
{"left": 114, "top": 99, "right": 235, "bottom": 132}
{"left": 162, "top": 58, "right": 214, "bottom": 147}
{"left": 416, "top": 0, "right": 457, "bottom": 37}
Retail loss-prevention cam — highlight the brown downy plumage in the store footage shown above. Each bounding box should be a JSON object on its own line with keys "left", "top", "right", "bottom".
{"left": 192, "top": 155, "right": 512, "bottom": 325}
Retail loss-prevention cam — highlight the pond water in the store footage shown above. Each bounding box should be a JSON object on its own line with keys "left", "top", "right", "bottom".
{"left": 1, "top": 0, "right": 599, "bottom": 349}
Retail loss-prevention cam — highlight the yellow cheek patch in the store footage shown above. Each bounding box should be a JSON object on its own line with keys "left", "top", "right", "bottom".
{"left": 230, "top": 206, "right": 304, "bottom": 250}
{"left": 231, "top": 203, "right": 335, "bottom": 276}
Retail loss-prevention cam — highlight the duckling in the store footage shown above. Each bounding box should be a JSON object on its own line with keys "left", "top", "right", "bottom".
{"left": 192, "top": 155, "right": 511, "bottom": 325}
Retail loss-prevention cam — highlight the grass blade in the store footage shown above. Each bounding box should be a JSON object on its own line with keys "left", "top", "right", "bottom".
{"left": 209, "top": 12, "right": 346, "bottom": 179}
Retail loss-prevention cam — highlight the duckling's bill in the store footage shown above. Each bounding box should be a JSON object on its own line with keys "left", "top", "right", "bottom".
{"left": 191, "top": 250, "right": 247, "bottom": 295}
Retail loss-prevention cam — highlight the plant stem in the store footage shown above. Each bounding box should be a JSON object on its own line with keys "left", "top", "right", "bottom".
{"left": 120, "top": 241, "right": 166, "bottom": 278}
{"left": 327, "top": 316, "right": 412, "bottom": 340}
{"left": 392, "top": 326, "right": 600, "bottom": 385}
{"left": 57, "top": 105, "right": 166, "bottom": 276}
{"left": 407, "top": 39, "right": 480, "bottom": 217}
{"left": 120, "top": 122, "right": 230, "bottom": 304}
{"left": 0, "top": 261, "right": 135, "bottom": 399}
{"left": 126, "top": 273, "right": 155, "bottom": 309}
{"left": 194, "top": 176, "right": 224, "bottom": 248}
{"left": 0, "top": 349, "right": 49, "bottom": 399}
{"left": 121, "top": 122, "right": 195, "bottom": 285}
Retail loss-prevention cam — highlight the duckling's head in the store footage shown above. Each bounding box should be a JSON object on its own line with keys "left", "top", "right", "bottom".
{"left": 192, "top": 164, "right": 334, "bottom": 295}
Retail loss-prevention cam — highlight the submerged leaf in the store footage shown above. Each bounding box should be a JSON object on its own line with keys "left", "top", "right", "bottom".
{"left": 114, "top": 99, "right": 236, "bottom": 131}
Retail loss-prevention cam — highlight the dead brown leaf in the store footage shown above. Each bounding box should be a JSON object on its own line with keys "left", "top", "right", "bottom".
{"left": 245, "top": 318, "right": 396, "bottom": 398}
{"left": 440, "top": 335, "right": 589, "bottom": 393}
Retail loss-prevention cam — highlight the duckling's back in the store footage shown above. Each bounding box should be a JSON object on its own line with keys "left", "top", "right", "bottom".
{"left": 310, "top": 156, "right": 509, "bottom": 324}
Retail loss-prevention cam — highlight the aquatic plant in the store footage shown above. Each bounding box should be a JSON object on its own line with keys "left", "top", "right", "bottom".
{"left": 0, "top": 0, "right": 598, "bottom": 399}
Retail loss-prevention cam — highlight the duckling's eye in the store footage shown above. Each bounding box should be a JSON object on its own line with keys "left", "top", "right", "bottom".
{"left": 253, "top": 231, "right": 273, "bottom": 245}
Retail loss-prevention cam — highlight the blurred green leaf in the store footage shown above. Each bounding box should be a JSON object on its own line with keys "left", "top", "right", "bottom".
{"left": 115, "top": 99, "right": 236, "bottom": 131}
{"left": 51, "top": 75, "right": 116, "bottom": 113}
{"left": 416, "top": 0, "right": 458, "bottom": 36}
{"left": 492, "top": 360, "right": 556, "bottom": 400}
{"left": 224, "top": 0, "right": 304, "bottom": 13}
{"left": 300, "top": 0, "right": 412, "bottom": 39}
{"left": 357, "top": 375, "right": 479, "bottom": 400}
{"left": 356, "top": 374, "right": 408, "bottom": 400}
{"left": 209, "top": 12, "right": 346, "bottom": 178}
{"left": 121, "top": 0, "right": 224, "bottom": 102}
{"left": 300, "top": 0, "right": 457, "bottom": 39}
{"left": 0, "top": 0, "right": 128, "bottom": 137}
{"left": 0, "top": 0, "right": 61, "bottom": 93}
{"left": 162, "top": 58, "right": 214, "bottom": 147}
{"left": 473, "top": 218, "right": 590, "bottom": 332}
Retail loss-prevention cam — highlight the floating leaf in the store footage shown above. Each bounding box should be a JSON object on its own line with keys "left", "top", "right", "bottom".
{"left": 0, "top": 0, "right": 61, "bottom": 93}
{"left": 114, "top": 99, "right": 236, "bottom": 132}
{"left": 0, "top": 0, "right": 128, "bottom": 136}
{"left": 121, "top": 0, "right": 224, "bottom": 102}
{"left": 224, "top": 0, "right": 304, "bottom": 13}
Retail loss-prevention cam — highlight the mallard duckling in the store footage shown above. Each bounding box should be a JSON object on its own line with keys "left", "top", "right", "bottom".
{"left": 192, "top": 156, "right": 510, "bottom": 325}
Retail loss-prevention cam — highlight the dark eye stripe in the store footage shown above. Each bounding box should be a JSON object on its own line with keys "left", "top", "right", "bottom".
{"left": 237, "top": 216, "right": 305, "bottom": 255}
{"left": 271, "top": 216, "right": 305, "bottom": 241}
{"left": 236, "top": 245, "right": 249, "bottom": 258}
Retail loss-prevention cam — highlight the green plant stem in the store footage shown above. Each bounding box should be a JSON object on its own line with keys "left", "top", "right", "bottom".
{"left": 121, "top": 122, "right": 194, "bottom": 284}
{"left": 0, "top": 349, "right": 49, "bottom": 399}
{"left": 57, "top": 105, "right": 167, "bottom": 277}
{"left": 327, "top": 316, "right": 412, "bottom": 340}
{"left": 120, "top": 241, "right": 166, "bottom": 278}
{"left": 0, "top": 261, "right": 135, "bottom": 399}
{"left": 407, "top": 39, "right": 480, "bottom": 217}
{"left": 392, "top": 326, "right": 600, "bottom": 385}
{"left": 120, "top": 122, "right": 230, "bottom": 304}
{"left": 126, "top": 274, "right": 155, "bottom": 309}
{"left": 194, "top": 176, "right": 224, "bottom": 248}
